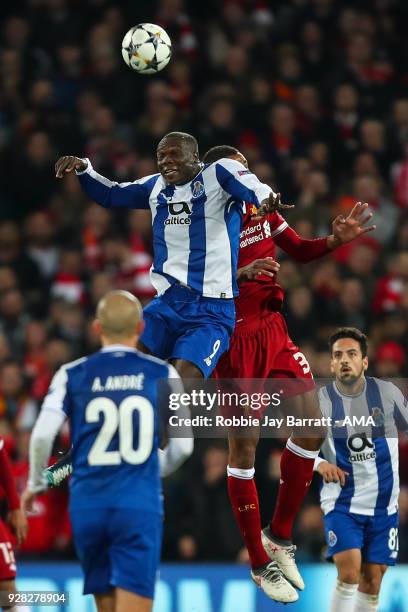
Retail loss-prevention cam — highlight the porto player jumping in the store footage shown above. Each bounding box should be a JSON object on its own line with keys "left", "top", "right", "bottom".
{"left": 204, "top": 146, "right": 376, "bottom": 603}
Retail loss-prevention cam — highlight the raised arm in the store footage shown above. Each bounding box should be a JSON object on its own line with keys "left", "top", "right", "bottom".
{"left": 55, "top": 156, "right": 157, "bottom": 210}
{"left": 274, "top": 201, "right": 375, "bottom": 263}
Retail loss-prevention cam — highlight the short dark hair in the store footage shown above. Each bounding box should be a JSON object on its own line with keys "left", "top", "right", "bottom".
{"left": 329, "top": 327, "right": 368, "bottom": 357}
{"left": 202, "top": 145, "right": 239, "bottom": 164}
{"left": 158, "top": 131, "right": 199, "bottom": 153}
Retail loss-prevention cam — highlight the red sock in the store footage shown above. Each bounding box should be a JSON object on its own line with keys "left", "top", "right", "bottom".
{"left": 270, "top": 440, "right": 318, "bottom": 541}
{"left": 227, "top": 466, "right": 270, "bottom": 569}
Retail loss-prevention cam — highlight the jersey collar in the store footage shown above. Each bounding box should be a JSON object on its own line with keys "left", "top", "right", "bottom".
{"left": 332, "top": 378, "right": 367, "bottom": 399}
{"left": 100, "top": 344, "right": 138, "bottom": 353}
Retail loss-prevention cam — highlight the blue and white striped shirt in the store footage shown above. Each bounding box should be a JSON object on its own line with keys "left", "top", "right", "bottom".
{"left": 318, "top": 377, "right": 408, "bottom": 516}
{"left": 77, "top": 159, "right": 273, "bottom": 298}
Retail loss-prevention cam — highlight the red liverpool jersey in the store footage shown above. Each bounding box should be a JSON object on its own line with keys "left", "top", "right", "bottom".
{"left": 236, "top": 205, "right": 331, "bottom": 323}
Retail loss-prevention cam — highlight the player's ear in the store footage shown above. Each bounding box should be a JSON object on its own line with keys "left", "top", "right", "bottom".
{"left": 93, "top": 319, "right": 102, "bottom": 336}
{"left": 136, "top": 320, "right": 145, "bottom": 336}
{"left": 330, "top": 358, "right": 335, "bottom": 374}
{"left": 363, "top": 356, "right": 368, "bottom": 371}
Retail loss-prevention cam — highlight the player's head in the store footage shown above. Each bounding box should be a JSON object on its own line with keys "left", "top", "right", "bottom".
{"left": 329, "top": 327, "right": 368, "bottom": 387}
{"left": 157, "top": 131, "right": 201, "bottom": 185}
{"left": 94, "top": 290, "right": 144, "bottom": 346}
{"left": 203, "top": 145, "right": 248, "bottom": 169}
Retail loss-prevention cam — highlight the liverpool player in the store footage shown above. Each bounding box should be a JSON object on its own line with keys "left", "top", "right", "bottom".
{"left": 0, "top": 439, "right": 28, "bottom": 611}
{"left": 204, "top": 146, "right": 376, "bottom": 603}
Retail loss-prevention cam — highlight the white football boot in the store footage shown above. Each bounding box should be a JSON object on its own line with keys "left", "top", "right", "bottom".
{"left": 251, "top": 561, "right": 299, "bottom": 603}
{"left": 262, "top": 527, "right": 305, "bottom": 590}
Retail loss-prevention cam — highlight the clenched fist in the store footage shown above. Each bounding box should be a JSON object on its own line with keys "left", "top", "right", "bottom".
{"left": 55, "top": 156, "right": 88, "bottom": 178}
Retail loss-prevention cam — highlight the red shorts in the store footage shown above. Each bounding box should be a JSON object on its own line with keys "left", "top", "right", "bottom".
{"left": 0, "top": 520, "right": 16, "bottom": 580}
{"left": 213, "top": 311, "right": 315, "bottom": 393}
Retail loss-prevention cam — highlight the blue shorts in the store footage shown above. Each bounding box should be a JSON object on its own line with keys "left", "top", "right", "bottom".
{"left": 324, "top": 510, "right": 399, "bottom": 566}
{"left": 140, "top": 284, "right": 235, "bottom": 378}
{"left": 71, "top": 508, "right": 162, "bottom": 598}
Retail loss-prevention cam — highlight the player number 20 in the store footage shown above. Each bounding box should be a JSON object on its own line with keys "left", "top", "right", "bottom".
{"left": 86, "top": 396, "right": 154, "bottom": 466}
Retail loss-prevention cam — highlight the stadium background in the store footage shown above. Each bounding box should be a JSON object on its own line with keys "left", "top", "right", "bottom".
{"left": 0, "top": 0, "right": 408, "bottom": 609}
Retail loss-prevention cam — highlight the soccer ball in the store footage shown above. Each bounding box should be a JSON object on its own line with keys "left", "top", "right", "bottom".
{"left": 121, "top": 23, "right": 172, "bottom": 75}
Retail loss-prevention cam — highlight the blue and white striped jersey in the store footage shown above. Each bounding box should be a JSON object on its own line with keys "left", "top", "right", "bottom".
{"left": 318, "top": 377, "right": 408, "bottom": 516}
{"left": 77, "top": 158, "right": 273, "bottom": 298}
{"left": 41, "top": 345, "right": 179, "bottom": 512}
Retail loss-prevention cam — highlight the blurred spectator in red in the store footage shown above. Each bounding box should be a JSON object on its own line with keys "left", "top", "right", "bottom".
{"left": 82, "top": 203, "right": 112, "bottom": 272}
{"left": 372, "top": 252, "right": 408, "bottom": 314}
{"left": 51, "top": 249, "right": 85, "bottom": 305}
{"left": 31, "top": 339, "right": 73, "bottom": 402}
{"left": 374, "top": 341, "right": 406, "bottom": 377}
{"left": 12, "top": 431, "right": 71, "bottom": 556}
{"left": 102, "top": 234, "right": 154, "bottom": 303}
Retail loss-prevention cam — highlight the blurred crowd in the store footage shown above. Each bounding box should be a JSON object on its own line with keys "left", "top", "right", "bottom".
{"left": 0, "top": 0, "right": 408, "bottom": 563}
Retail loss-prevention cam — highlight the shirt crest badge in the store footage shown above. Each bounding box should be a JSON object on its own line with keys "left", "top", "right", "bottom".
{"left": 192, "top": 180, "right": 204, "bottom": 199}
{"left": 371, "top": 407, "right": 384, "bottom": 427}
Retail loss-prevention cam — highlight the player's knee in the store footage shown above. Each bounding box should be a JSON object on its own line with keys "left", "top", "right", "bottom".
{"left": 337, "top": 568, "right": 360, "bottom": 585}
{"left": 359, "top": 566, "right": 386, "bottom": 595}
{"left": 359, "top": 575, "right": 381, "bottom": 594}
{"left": 171, "top": 358, "right": 203, "bottom": 380}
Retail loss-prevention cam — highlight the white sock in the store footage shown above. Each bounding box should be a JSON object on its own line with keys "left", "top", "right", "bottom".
{"left": 353, "top": 590, "right": 379, "bottom": 612}
{"left": 286, "top": 438, "right": 319, "bottom": 459}
{"left": 330, "top": 580, "right": 359, "bottom": 612}
{"left": 227, "top": 465, "right": 255, "bottom": 479}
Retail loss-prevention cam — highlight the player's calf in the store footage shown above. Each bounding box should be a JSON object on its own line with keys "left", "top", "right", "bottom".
{"left": 228, "top": 431, "right": 259, "bottom": 469}
{"left": 94, "top": 591, "right": 115, "bottom": 612}
{"left": 115, "top": 587, "right": 152, "bottom": 612}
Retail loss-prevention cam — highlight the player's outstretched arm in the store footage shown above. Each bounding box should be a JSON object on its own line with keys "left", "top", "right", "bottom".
{"left": 55, "top": 155, "right": 152, "bottom": 210}
{"left": 313, "top": 456, "right": 348, "bottom": 486}
{"left": 272, "top": 201, "right": 376, "bottom": 263}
